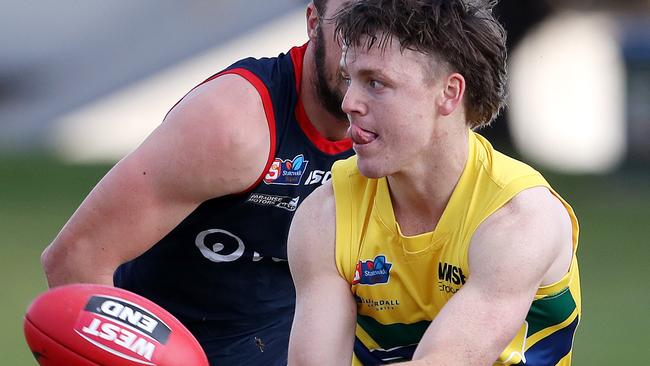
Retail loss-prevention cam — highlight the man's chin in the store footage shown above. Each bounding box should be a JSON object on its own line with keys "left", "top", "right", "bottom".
{"left": 356, "top": 160, "right": 387, "bottom": 179}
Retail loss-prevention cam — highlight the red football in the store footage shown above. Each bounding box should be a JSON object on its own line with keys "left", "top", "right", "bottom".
{"left": 24, "top": 284, "right": 209, "bottom": 366}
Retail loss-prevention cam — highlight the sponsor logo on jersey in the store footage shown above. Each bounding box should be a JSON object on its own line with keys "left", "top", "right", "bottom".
{"left": 74, "top": 295, "right": 171, "bottom": 365}
{"left": 195, "top": 228, "right": 287, "bottom": 263}
{"left": 247, "top": 193, "right": 300, "bottom": 211}
{"left": 303, "top": 169, "right": 332, "bottom": 185}
{"left": 437, "top": 262, "right": 467, "bottom": 294}
{"left": 263, "top": 154, "right": 309, "bottom": 185}
{"left": 195, "top": 229, "right": 245, "bottom": 262}
{"left": 355, "top": 295, "right": 400, "bottom": 311}
{"left": 352, "top": 255, "right": 393, "bottom": 285}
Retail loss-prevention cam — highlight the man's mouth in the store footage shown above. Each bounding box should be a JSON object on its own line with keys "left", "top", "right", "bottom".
{"left": 348, "top": 124, "right": 378, "bottom": 145}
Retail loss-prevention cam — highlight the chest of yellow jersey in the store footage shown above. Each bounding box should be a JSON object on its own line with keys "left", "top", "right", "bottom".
{"left": 346, "top": 197, "right": 580, "bottom": 366}
{"left": 351, "top": 212, "right": 466, "bottom": 325}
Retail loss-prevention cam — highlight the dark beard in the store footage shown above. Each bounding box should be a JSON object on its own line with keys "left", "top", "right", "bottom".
{"left": 313, "top": 26, "right": 347, "bottom": 121}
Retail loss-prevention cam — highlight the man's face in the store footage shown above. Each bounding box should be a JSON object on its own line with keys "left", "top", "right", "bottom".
{"left": 313, "top": 0, "right": 349, "bottom": 120}
{"left": 341, "top": 38, "right": 444, "bottom": 178}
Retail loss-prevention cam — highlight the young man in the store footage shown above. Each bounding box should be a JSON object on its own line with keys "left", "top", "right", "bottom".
{"left": 41, "top": 1, "right": 354, "bottom": 364}
{"left": 288, "top": 1, "right": 581, "bottom": 365}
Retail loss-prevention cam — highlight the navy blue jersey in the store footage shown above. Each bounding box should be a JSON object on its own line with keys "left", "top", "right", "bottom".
{"left": 114, "top": 44, "right": 353, "bottom": 365}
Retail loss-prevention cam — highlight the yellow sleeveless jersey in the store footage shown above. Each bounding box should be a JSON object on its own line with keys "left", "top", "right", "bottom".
{"left": 332, "top": 132, "right": 581, "bottom": 365}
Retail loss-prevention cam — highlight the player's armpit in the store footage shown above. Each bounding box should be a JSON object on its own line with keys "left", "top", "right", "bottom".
{"left": 287, "top": 182, "right": 357, "bottom": 366}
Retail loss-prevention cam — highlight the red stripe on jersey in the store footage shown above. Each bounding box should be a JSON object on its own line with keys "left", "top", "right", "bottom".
{"left": 215, "top": 69, "right": 277, "bottom": 193}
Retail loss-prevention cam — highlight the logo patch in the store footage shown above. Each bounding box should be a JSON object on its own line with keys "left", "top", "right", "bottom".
{"left": 355, "top": 295, "right": 400, "bottom": 311}
{"left": 352, "top": 255, "right": 393, "bottom": 285}
{"left": 263, "top": 154, "right": 309, "bottom": 185}
{"left": 74, "top": 295, "right": 171, "bottom": 365}
{"left": 195, "top": 229, "right": 245, "bottom": 263}
{"left": 303, "top": 169, "right": 332, "bottom": 185}
{"left": 247, "top": 193, "right": 300, "bottom": 211}
{"left": 437, "top": 262, "right": 466, "bottom": 294}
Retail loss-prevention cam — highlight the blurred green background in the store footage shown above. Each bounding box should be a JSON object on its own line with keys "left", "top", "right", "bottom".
{"left": 1, "top": 155, "right": 648, "bottom": 365}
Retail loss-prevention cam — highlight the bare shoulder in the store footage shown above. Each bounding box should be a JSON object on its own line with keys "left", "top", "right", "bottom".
{"left": 293, "top": 181, "right": 336, "bottom": 228}
{"left": 288, "top": 182, "right": 337, "bottom": 279}
{"left": 470, "top": 186, "right": 574, "bottom": 290}
{"left": 132, "top": 73, "right": 272, "bottom": 201}
{"left": 483, "top": 186, "right": 571, "bottom": 237}
{"left": 165, "top": 73, "right": 271, "bottom": 164}
{"left": 169, "top": 73, "right": 268, "bottom": 134}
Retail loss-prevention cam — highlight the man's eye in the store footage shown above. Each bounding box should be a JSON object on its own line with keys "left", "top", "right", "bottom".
{"left": 369, "top": 80, "right": 384, "bottom": 89}
{"left": 342, "top": 75, "right": 351, "bottom": 85}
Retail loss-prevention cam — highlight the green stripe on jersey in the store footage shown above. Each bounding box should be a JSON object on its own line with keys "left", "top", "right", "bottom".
{"left": 357, "top": 315, "right": 430, "bottom": 349}
{"left": 526, "top": 287, "right": 577, "bottom": 336}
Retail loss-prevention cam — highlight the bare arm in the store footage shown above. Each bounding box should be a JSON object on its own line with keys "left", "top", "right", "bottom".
{"left": 403, "top": 187, "right": 574, "bottom": 366}
{"left": 288, "top": 182, "right": 357, "bottom": 366}
{"left": 41, "top": 74, "right": 271, "bottom": 287}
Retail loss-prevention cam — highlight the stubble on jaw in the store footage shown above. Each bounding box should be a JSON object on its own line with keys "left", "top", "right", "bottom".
{"left": 313, "top": 24, "right": 348, "bottom": 121}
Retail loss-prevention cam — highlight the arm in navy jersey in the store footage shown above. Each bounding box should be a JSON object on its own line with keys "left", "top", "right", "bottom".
{"left": 287, "top": 181, "right": 357, "bottom": 366}
{"left": 41, "top": 74, "right": 271, "bottom": 287}
{"left": 399, "top": 187, "right": 574, "bottom": 366}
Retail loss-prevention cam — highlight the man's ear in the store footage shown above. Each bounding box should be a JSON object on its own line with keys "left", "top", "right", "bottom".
{"left": 306, "top": 3, "right": 320, "bottom": 40}
{"left": 438, "top": 73, "right": 465, "bottom": 116}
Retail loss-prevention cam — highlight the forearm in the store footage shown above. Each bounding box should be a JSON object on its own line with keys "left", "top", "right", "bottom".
{"left": 398, "top": 284, "right": 531, "bottom": 366}
{"left": 44, "top": 268, "right": 115, "bottom": 288}
{"left": 41, "top": 161, "right": 189, "bottom": 288}
{"left": 288, "top": 294, "right": 356, "bottom": 365}
{"left": 41, "top": 238, "right": 118, "bottom": 288}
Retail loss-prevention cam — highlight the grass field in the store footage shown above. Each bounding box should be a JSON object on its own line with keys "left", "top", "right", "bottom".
{"left": 1, "top": 156, "right": 647, "bottom": 365}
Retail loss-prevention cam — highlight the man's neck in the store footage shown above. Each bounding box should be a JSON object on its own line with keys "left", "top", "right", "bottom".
{"left": 388, "top": 128, "right": 470, "bottom": 236}
{"left": 300, "top": 44, "right": 349, "bottom": 141}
